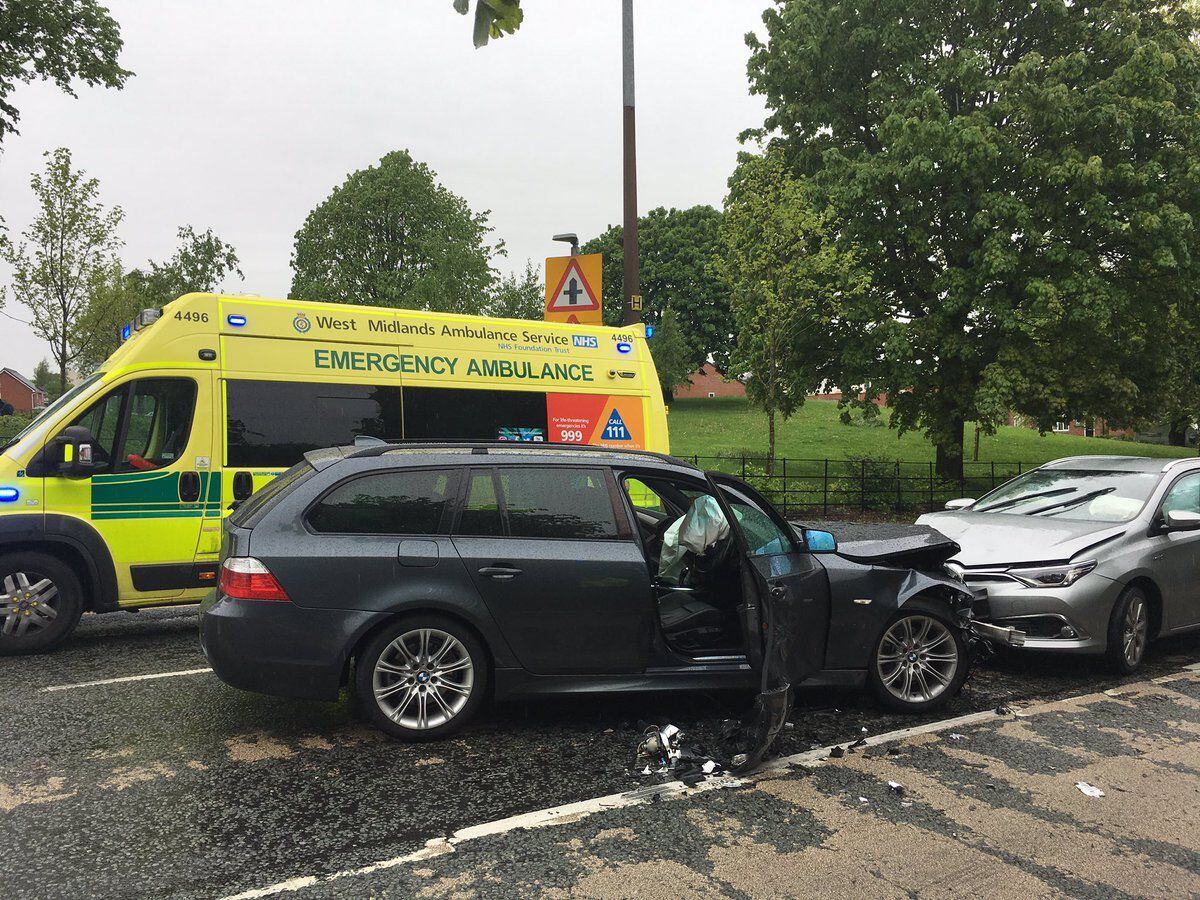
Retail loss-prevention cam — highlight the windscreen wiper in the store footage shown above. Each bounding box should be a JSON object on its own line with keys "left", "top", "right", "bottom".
{"left": 1025, "top": 487, "right": 1115, "bottom": 516}
{"left": 975, "top": 487, "right": 1076, "bottom": 513}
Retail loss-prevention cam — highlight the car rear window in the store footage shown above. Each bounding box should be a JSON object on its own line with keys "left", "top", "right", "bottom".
{"left": 308, "top": 469, "right": 459, "bottom": 535}
{"left": 229, "top": 461, "right": 316, "bottom": 527}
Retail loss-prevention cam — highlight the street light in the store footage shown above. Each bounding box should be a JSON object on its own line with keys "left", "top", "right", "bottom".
{"left": 622, "top": 0, "right": 642, "bottom": 326}
{"left": 552, "top": 232, "right": 580, "bottom": 256}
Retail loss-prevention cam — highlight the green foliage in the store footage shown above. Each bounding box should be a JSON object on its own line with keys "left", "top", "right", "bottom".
{"left": 746, "top": 0, "right": 1200, "bottom": 478}
{"left": 0, "top": 0, "right": 131, "bottom": 144}
{"left": 718, "top": 149, "right": 869, "bottom": 466}
{"left": 581, "top": 206, "right": 731, "bottom": 371}
{"left": 1, "top": 148, "right": 123, "bottom": 394}
{"left": 290, "top": 150, "right": 501, "bottom": 314}
{"left": 484, "top": 260, "right": 542, "bottom": 320}
{"left": 0, "top": 413, "right": 34, "bottom": 440}
{"left": 649, "top": 305, "right": 694, "bottom": 401}
{"left": 76, "top": 225, "right": 243, "bottom": 375}
{"left": 31, "top": 359, "right": 63, "bottom": 404}
{"left": 454, "top": 0, "right": 522, "bottom": 48}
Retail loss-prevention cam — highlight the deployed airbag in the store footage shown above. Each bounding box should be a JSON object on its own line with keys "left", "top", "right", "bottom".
{"left": 659, "top": 495, "right": 730, "bottom": 582}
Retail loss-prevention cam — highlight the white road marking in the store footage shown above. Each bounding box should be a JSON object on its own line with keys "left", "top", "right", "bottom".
{"left": 41, "top": 667, "right": 213, "bottom": 692}
{"left": 218, "top": 704, "right": 1022, "bottom": 900}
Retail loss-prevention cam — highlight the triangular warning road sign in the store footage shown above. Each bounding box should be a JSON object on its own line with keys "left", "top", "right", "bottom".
{"left": 548, "top": 257, "right": 600, "bottom": 311}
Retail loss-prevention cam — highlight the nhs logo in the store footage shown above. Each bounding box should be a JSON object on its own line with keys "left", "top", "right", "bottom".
{"left": 572, "top": 335, "right": 599, "bottom": 349}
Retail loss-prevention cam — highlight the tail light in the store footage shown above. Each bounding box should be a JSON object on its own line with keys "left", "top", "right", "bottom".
{"left": 219, "top": 557, "right": 290, "bottom": 601}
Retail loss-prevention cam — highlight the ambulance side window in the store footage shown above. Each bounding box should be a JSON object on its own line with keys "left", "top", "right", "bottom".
{"left": 66, "top": 387, "right": 125, "bottom": 474}
{"left": 226, "top": 380, "right": 402, "bottom": 468}
{"left": 117, "top": 379, "right": 197, "bottom": 472}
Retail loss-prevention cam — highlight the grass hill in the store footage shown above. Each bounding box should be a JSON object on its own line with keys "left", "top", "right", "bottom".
{"left": 667, "top": 397, "right": 1193, "bottom": 466}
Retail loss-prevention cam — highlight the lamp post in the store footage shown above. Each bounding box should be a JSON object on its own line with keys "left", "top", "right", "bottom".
{"left": 552, "top": 232, "right": 580, "bottom": 256}
{"left": 621, "top": 0, "right": 642, "bottom": 326}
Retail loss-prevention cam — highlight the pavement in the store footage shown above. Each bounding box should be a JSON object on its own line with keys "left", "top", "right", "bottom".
{"left": 1, "top": 607, "right": 1198, "bottom": 899}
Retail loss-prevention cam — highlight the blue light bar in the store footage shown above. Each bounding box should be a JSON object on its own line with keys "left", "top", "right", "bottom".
{"left": 616, "top": 342, "right": 632, "bottom": 354}
{"left": 227, "top": 314, "right": 247, "bottom": 328}
{"left": 0, "top": 487, "right": 19, "bottom": 503}
{"left": 121, "top": 324, "right": 132, "bottom": 341}
{"left": 644, "top": 325, "right": 655, "bottom": 338}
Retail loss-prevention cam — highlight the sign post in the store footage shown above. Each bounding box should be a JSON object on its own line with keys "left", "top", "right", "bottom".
{"left": 544, "top": 253, "right": 603, "bottom": 325}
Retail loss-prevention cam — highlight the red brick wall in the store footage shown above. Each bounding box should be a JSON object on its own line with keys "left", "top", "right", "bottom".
{"left": 0, "top": 370, "right": 42, "bottom": 414}
{"left": 673, "top": 364, "right": 746, "bottom": 399}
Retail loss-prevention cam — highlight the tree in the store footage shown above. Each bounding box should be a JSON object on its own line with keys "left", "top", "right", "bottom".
{"left": 290, "top": 150, "right": 501, "bottom": 314}
{"left": 32, "top": 359, "right": 63, "bottom": 404}
{"left": 718, "top": 150, "right": 869, "bottom": 472}
{"left": 747, "top": 0, "right": 1200, "bottom": 478}
{"left": 453, "top": 0, "right": 522, "bottom": 48}
{"left": 484, "top": 260, "right": 542, "bottom": 319}
{"left": 648, "top": 305, "right": 694, "bottom": 402}
{"left": 581, "top": 206, "right": 731, "bottom": 371}
{"left": 75, "top": 225, "right": 243, "bottom": 375}
{"left": 2, "top": 148, "right": 123, "bottom": 394}
{"left": 0, "top": 0, "right": 132, "bottom": 145}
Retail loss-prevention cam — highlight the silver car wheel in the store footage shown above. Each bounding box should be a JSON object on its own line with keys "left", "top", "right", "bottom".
{"left": 1122, "top": 596, "right": 1148, "bottom": 667}
{"left": 372, "top": 628, "right": 474, "bottom": 730}
{"left": 0, "top": 573, "right": 59, "bottom": 638}
{"left": 876, "top": 614, "right": 958, "bottom": 704}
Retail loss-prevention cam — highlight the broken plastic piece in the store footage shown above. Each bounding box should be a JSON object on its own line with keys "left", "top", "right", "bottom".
{"left": 949, "top": 732, "right": 966, "bottom": 740}
{"left": 1076, "top": 782, "right": 1105, "bottom": 798}
{"left": 828, "top": 745, "right": 846, "bottom": 759}
{"left": 995, "top": 705, "right": 1012, "bottom": 715}
{"left": 887, "top": 780, "right": 905, "bottom": 795}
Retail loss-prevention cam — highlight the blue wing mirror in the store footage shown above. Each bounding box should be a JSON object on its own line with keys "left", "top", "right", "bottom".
{"left": 805, "top": 529, "right": 837, "bottom": 553}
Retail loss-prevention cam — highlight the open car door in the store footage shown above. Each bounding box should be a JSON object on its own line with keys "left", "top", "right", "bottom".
{"left": 705, "top": 472, "right": 832, "bottom": 771}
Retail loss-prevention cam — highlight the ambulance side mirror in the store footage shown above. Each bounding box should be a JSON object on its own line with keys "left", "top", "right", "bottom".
{"left": 55, "top": 425, "right": 97, "bottom": 478}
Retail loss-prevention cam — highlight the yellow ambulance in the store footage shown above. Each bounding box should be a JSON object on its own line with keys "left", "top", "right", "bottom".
{"left": 0, "top": 293, "right": 667, "bottom": 653}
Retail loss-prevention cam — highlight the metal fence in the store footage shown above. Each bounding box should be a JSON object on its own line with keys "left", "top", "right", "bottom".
{"left": 683, "top": 455, "right": 1030, "bottom": 518}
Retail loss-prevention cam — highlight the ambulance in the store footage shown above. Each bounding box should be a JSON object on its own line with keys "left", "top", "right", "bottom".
{"left": 0, "top": 293, "right": 668, "bottom": 654}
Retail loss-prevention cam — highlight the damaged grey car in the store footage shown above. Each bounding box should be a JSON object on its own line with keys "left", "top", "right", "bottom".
{"left": 201, "top": 444, "right": 1021, "bottom": 761}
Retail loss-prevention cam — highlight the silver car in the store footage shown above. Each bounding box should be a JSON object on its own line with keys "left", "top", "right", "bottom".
{"left": 919, "top": 456, "right": 1200, "bottom": 673}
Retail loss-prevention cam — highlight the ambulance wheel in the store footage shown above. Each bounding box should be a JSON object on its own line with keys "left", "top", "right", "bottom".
{"left": 0, "top": 552, "right": 84, "bottom": 655}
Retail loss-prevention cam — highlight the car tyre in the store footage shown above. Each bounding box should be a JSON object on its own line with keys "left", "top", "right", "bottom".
{"left": 867, "top": 600, "right": 969, "bottom": 713}
{"left": 355, "top": 614, "right": 488, "bottom": 741}
{"left": 1105, "top": 585, "right": 1150, "bottom": 675}
{"left": 0, "top": 552, "right": 85, "bottom": 656}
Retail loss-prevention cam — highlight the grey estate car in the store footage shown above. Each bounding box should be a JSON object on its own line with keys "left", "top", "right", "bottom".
{"left": 201, "top": 443, "right": 1013, "bottom": 744}
{"left": 920, "top": 456, "right": 1200, "bottom": 673}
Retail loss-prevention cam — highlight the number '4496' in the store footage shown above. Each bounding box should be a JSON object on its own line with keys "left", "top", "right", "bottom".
{"left": 175, "top": 311, "right": 209, "bottom": 323}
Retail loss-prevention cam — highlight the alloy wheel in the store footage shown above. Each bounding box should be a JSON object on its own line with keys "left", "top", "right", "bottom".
{"left": 1122, "top": 596, "right": 1148, "bottom": 668}
{"left": 0, "top": 572, "right": 59, "bottom": 638}
{"left": 372, "top": 628, "right": 474, "bottom": 730}
{"left": 876, "top": 614, "right": 959, "bottom": 704}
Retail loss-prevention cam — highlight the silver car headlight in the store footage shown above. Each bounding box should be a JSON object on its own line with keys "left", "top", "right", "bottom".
{"left": 1008, "top": 560, "right": 1097, "bottom": 589}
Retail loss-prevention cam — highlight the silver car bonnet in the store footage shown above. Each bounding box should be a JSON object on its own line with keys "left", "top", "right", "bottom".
{"left": 918, "top": 511, "right": 1129, "bottom": 567}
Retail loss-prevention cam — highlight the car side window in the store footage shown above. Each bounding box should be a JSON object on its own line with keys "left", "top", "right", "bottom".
{"left": 456, "top": 470, "right": 504, "bottom": 536}
{"left": 308, "top": 469, "right": 459, "bottom": 535}
{"left": 1160, "top": 473, "right": 1200, "bottom": 518}
{"left": 499, "top": 467, "right": 620, "bottom": 540}
{"left": 721, "top": 493, "right": 793, "bottom": 557}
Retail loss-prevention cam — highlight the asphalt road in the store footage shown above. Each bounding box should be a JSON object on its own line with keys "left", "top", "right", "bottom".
{"left": 2, "top": 606, "right": 1198, "bottom": 900}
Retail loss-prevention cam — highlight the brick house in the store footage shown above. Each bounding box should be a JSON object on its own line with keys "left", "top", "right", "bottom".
{"left": 0, "top": 368, "right": 47, "bottom": 414}
{"left": 1005, "top": 412, "right": 1132, "bottom": 439}
{"left": 672, "top": 364, "right": 747, "bottom": 399}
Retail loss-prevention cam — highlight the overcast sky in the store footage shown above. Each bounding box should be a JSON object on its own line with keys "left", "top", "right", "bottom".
{"left": 0, "top": 0, "right": 768, "bottom": 377}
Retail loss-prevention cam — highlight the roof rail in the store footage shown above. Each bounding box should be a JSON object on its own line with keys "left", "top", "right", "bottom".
{"left": 345, "top": 440, "right": 699, "bottom": 469}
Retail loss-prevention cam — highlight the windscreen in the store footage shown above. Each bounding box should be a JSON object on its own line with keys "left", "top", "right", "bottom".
{"left": 973, "top": 467, "right": 1159, "bottom": 522}
{"left": 0, "top": 373, "right": 104, "bottom": 457}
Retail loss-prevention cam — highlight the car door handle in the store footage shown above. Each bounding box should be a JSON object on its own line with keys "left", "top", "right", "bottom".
{"left": 479, "top": 565, "right": 522, "bottom": 580}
